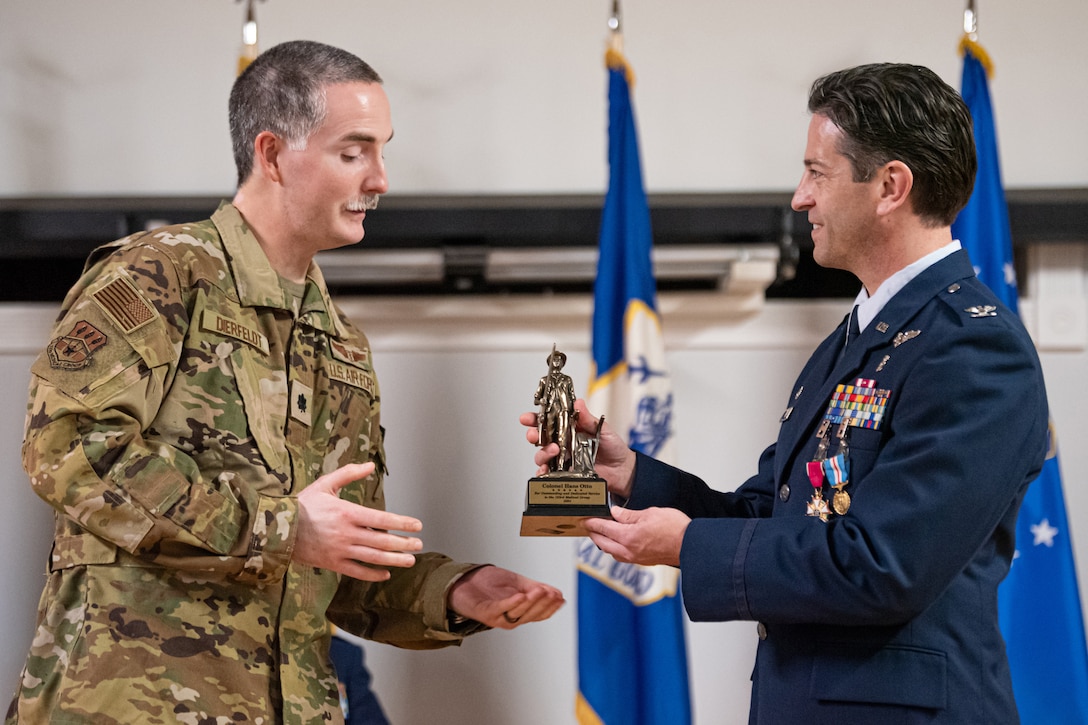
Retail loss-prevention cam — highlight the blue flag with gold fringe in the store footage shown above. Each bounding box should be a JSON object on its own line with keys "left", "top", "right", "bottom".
{"left": 575, "top": 44, "right": 692, "bottom": 725}
{"left": 953, "top": 37, "right": 1088, "bottom": 724}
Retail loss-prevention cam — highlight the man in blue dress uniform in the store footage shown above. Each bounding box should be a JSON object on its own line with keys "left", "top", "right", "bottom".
{"left": 526, "top": 63, "right": 1048, "bottom": 724}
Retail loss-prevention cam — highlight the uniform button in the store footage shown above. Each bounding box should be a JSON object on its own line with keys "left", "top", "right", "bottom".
{"left": 778, "top": 484, "right": 790, "bottom": 501}
{"left": 757, "top": 622, "right": 768, "bottom": 640}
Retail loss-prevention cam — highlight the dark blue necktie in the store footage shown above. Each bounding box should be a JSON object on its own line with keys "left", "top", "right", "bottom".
{"left": 837, "top": 305, "right": 860, "bottom": 365}
{"left": 846, "top": 305, "right": 861, "bottom": 348}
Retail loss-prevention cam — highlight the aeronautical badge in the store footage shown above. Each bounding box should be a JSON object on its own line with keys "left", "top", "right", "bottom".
{"left": 46, "top": 320, "right": 107, "bottom": 370}
{"left": 330, "top": 340, "right": 370, "bottom": 366}
{"left": 892, "top": 330, "right": 921, "bottom": 347}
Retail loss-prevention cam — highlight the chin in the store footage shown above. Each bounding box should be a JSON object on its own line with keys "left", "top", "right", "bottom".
{"left": 812, "top": 247, "right": 836, "bottom": 271}
{"left": 332, "top": 226, "right": 366, "bottom": 249}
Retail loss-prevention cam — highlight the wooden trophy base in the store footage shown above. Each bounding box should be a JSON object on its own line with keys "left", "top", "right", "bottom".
{"left": 520, "top": 475, "right": 612, "bottom": 537}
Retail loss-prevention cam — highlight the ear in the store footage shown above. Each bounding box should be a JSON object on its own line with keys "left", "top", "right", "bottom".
{"left": 252, "top": 131, "right": 285, "bottom": 183}
{"left": 874, "top": 160, "right": 913, "bottom": 217}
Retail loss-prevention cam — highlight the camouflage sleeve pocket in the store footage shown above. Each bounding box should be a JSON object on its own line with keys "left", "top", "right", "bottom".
{"left": 50, "top": 531, "right": 119, "bottom": 571}
{"left": 164, "top": 482, "right": 244, "bottom": 555}
{"left": 123, "top": 462, "right": 245, "bottom": 556}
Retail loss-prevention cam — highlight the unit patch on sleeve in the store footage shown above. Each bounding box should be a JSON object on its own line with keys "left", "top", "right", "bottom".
{"left": 46, "top": 321, "right": 108, "bottom": 370}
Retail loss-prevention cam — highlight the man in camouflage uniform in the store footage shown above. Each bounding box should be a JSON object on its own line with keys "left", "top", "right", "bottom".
{"left": 6, "top": 40, "right": 564, "bottom": 724}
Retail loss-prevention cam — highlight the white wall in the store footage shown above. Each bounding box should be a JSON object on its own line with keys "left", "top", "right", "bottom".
{"left": 0, "top": 350, "right": 55, "bottom": 707}
{"left": 1, "top": 0, "right": 1086, "bottom": 196}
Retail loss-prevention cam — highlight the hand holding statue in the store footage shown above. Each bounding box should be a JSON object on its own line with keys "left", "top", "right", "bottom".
{"left": 521, "top": 398, "right": 636, "bottom": 500}
{"left": 520, "top": 348, "right": 628, "bottom": 536}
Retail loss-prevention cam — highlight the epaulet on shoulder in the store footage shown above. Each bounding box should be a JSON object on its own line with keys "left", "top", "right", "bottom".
{"left": 82, "top": 219, "right": 218, "bottom": 274}
{"left": 937, "top": 280, "right": 1002, "bottom": 322}
{"left": 81, "top": 225, "right": 175, "bottom": 274}
{"left": 82, "top": 234, "right": 143, "bottom": 274}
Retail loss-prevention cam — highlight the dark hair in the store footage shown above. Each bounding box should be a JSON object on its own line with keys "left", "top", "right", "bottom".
{"left": 807, "top": 63, "right": 976, "bottom": 227}
{"left": 229, "top": 40, "right": 382, "bottom": 187}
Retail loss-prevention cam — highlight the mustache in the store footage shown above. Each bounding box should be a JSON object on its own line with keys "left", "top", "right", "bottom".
{"left": 347, "top": 195, "right": 380, "bottom": 212}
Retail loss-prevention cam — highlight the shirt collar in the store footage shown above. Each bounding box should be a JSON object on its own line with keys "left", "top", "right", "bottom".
{"left": 211, "top": 202, "right": 347, "bottom": 338}
{"left": 853, "top": 240, "right": 962, "bottom": 332}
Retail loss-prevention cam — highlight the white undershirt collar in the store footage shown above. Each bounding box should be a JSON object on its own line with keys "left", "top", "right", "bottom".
{"left": 853, "top": 240, "right": 961, "bottom": 332}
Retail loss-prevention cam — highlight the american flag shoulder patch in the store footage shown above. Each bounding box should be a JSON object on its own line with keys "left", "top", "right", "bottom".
{"left": 92, "top": 274, "right": 157, "bottom": 333}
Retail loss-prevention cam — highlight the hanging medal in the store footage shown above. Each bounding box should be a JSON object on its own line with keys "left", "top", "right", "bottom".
{"left": 806, "top": 419, "right": 832, "bottom": 521}
{"left": 823, "top": 451, "right": 851, "bottom": 515}
{"left": 805, "top": 460, "right": 830, "bottom": 521}
{"left": 809, "top": 377, "right": 891, "bottom": 519}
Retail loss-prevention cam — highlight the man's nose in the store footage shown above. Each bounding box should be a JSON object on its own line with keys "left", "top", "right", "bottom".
{"left": 365, "top": 157, "right": 389, "bottom": 195}
{"left": 791, "top": 175, "right": 812, "bottom": 211}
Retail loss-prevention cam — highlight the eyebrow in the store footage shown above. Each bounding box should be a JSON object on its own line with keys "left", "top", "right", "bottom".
{"left": 341, "top": 129, "right": 395, "bottom": 144}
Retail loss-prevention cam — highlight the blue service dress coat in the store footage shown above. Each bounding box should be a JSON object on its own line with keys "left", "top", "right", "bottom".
{"left": 629, "top": 250, "right": 1048, "bottom": 724}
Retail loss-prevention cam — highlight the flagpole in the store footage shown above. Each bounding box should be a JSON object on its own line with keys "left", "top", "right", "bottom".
{"left": 952, "top": 5, "right": 1088, "bottom": 721}
{"left": 577, "top": 4, "right": 692, "bottom": 723}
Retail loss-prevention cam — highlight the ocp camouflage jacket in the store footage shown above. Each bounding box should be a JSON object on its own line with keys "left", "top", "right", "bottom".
{"left": 7, "top": 203, "right": 480, "bottom": 724}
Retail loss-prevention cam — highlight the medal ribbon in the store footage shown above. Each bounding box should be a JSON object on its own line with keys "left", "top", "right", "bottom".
{"left": 805, "top": 459, "right": 830, "bottom": 520}
{"left": 822, "top": 453, "right": 849, "bottom": 488}
{"left": 822, "top": 379, "right": 892, "bottom": 431}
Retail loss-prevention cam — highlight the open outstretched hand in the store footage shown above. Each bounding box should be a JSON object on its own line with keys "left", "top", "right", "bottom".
{"left": 447, "top": 565, "right": 565, "bottom": 630}
{"left": 294, "top": 462, "right": 424, "bottom": 582}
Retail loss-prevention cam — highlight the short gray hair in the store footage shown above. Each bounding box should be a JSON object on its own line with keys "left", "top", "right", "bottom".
{"left": 229, "top": 40, "right": 382, "bottom": 187}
